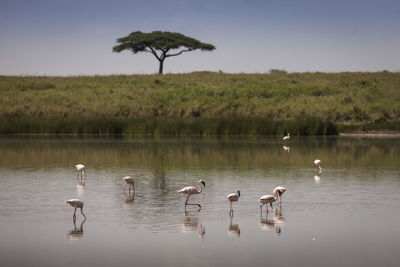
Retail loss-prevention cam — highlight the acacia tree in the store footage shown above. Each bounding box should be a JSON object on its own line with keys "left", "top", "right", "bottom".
{"left": 113, "top": 31, "right": 215, "bottom": 74}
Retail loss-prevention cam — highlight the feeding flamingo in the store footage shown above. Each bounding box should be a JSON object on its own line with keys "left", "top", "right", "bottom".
{"left": 259, "top": 192, "right": 278, "bottom": 214}
{"left": 227, "top": 190, "right": 241, "bottom": 215}
{"left": 65, "top": 199, "right": 86, "bottom": 221}
{"left": 177, "top": 180, "right": 205, "bottom": 209}
{"left": 75, "top": 164, "right": 86, "bottom": 180}
{"left": 123, "top": 176, "right": 135, "bottom": 194}
{"left": 273, "top": 186, "right": 286, "bottom": 205}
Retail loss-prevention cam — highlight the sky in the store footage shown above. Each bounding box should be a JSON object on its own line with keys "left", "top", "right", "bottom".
{"left": 0, "top": 0, "right": 399, "bottom": 75}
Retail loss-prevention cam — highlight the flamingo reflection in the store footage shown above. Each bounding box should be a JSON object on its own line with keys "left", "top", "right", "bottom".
{"left": 77, "top": 180, "right": 85, "bottom": 189}
{"left": 227, "top": 214, "right": 240, "bottom": 237}
{"left": 259, "top": 206, "right": 286, "bottom": 236}
{"left": 282, "top": 145, "right": 290, "bottom": 153}
{"left": 66, "top": 218, "right": 86, "bottom": 241}
{"left": 181, "top": 211, "right": 205, "bottom": 239}
{"left": 314, "top": 170, "right": 322, "bottom": 184}
{"left": 124, "top": 192, "right": 135, "bottom": 204}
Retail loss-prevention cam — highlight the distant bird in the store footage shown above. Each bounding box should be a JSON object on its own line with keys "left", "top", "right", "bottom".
{"left": 282, "top": 133, "right": 290, "bottom": 141}
{"left": 65, "top": 199, "right": 87, "bottom": 221}
{"left": 177, "top": 180, "right": 206, "bottom": 209}
{"left": 273, "top": 186, "right": 286, "bottom": 205}
{"left": 123, "top": 176, "right": 135, "bottom": 194}
{"left": 259, "top": 193, "right": 278, "bottom": 214}
{"left": 75, "top": 164, "right": 86, "bottom": 180}
{"left": 227, "top": 190, "right": 241, "bottom": 215}
{"left": 314, "top": 159, "right": 322, "bottom": 171}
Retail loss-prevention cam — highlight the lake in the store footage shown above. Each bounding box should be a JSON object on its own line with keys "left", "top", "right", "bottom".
{"left": 0, "top": 136, "right": 399, "bottom": 267}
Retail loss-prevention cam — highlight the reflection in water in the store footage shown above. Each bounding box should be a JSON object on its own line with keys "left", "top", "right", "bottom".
{"left": 181, "top": 211, "right": 205, "bottom": 239}
{"left": 227, "top": 214, "right": 240, "bottom": 237}
{"left": 259, "top": 206, "right": 286, "bottom": 236}
{"left": 66, "top": 218, "right": 85, "bottom": 241}
{"left": 314, "top": 170, "right": 322, "bottom": 184}
{"left": 77, "top": 180, "right": 85, "bottom": 188}
{"left": 76, "top": 180, "right": 85, "bottom": 198}
{"left": 124, "top": 192, "right": 135, "bottom": 204}
{"left": 282, "top": 145, "right": 290, "bottom": 153}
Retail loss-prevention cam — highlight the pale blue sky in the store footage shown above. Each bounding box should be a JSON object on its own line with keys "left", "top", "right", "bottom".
{"left": 1, "top": 0, "right": 399, "bottom": 75}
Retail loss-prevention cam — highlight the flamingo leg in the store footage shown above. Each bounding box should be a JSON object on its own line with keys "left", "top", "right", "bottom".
{"left": 73, "top": 208, "right": 77, "bottom": 222}
{"left": 80, "top": 207, "right": 87, "bottom": 219}
{"left": 123, "top": 183, "right": 127, "bottom": 193}
{"left": 184, "top": 195, "right": 190, "bottom": 206}
{"left": 185, "top": 195, "right": 201, "bottom": 208}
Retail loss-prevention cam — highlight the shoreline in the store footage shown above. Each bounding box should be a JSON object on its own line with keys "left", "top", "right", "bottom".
{"left": 339, "top": 131, "right": 400, "bottom": 138}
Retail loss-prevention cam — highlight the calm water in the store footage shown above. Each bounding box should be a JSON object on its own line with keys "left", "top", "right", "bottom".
{"left": 0, "top": 136, "right": 399, "bottom": 267}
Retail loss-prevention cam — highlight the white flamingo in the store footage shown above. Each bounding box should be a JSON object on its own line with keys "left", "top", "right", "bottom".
{"left": 227, "top": 190, "right": 241, "bottom": 215}
{"left": 273, "top": 186, "right": 286, "bottom": 205}
{"left": 259, "top": 192, "right": 278, "bottom": 213}
{"left": 314, "top": 159, "right": 322, "bottom": 171}
{"left": 65, "top": 199, "right": 87, "bottom": 221}
{"left": 282, "top": 133, "right": 290, "bottom": 141}
{"left": 123, "top": 176, "right": 135, "bottom": 194}
{"left": 75, "top": 164, "right": 86, "bottom": 180}
{"left": 177, "top": 180, "right": 205, "bottom": 209}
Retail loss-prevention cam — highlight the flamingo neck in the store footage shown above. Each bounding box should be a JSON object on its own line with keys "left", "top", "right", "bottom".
{"left": 197, "top": 182, "right": 203, "bottom": 193}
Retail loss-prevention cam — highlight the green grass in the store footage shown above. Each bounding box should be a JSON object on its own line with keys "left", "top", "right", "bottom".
{"left": 0, "top": 71, "right": 399, "bottom": 135}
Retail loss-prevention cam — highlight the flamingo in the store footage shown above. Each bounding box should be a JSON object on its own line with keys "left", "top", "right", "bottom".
{"left": 177, "top": 180, "right": 205, "bottom": 209}
{"left": 314, "top": 159, "right": 322, "bottom": 171}
{"left": 65, "top": 199, "right": 87, "bottom": 221}
{"left": 123, "top": 176, "right": 135, "bottom": 194}
{"left": 75, "top": 164, "right": 86, "bottom": 180}
{"left": 227, "top": 190, "right": 241, "bottom": 215}
{"left": 259, "top": 192, "right": 278, "bottom": 214}
{"left": 282, "top": 133, "right": 290, "bottom": 141}
{"left": 273, "top": 186, "right": 286, "bottom": 205}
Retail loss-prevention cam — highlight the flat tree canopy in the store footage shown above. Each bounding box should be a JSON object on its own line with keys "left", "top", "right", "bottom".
{"left": 113, "top": 31, "right": 215, "bottom": 74}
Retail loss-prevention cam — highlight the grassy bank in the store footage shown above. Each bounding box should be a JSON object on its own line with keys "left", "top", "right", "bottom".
{"left": 0, "top": 72, "right": 399, "bottom": 135}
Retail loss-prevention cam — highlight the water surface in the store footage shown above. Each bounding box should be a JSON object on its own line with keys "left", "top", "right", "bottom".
{"left": 0, "top": 136, "right": 399, "bottom": 267}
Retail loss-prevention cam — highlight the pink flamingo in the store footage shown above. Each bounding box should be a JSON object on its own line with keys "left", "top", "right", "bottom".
{"left": 65, "top": 199, "right": 87, "bottom": 221}
{"left": 177, "top": 180, "right": 205, "bottom": 209}
{"left": 123, "top": 176, "right": 135, "bottom": 194}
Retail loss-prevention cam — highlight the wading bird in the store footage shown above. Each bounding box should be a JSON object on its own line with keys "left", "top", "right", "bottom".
{"left": 314, "top": 159, "right": 322, "bottom": 171}
{"left": 177, "top": 180, "right": 205, "bottom": 209}
{"left": 273, "top": 186, "right": 286, "bottom": 205}
{"left": 123, "top": 176, "right": 135, "bottom": 194}
{"left": 65, "top": 199, "right": 87, "bottom": 221}
{"left": 283, "top": 133, "right": 290, "bottom": 141}
{"left": 75, "top": 164, "right": 86, "bottom": 180}
{"left": 227, "top": 190, "right": 241, "bottom": 215}
{"left": 259, "top": 193, "right": 278, "bottom": 214}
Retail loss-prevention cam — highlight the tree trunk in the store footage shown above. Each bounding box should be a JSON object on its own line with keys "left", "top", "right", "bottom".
{"left": 158, "top": 59, "right": 164, "bottom": 74}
